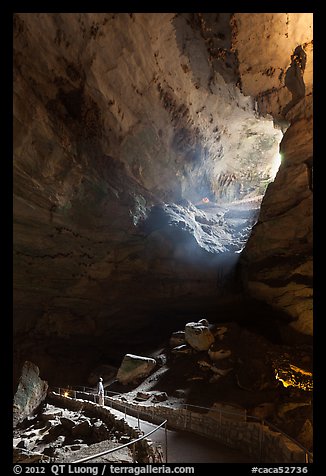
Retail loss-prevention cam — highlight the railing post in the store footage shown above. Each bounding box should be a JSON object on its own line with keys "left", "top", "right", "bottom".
{"left": 138, "top": 409, "right": 140, "bottom": 430}
{"left": 94, "top": 394, "right": 96, "bottom": 403}
{"left": 259, "top": 419, "right": 264, "bottom": 463}
{"left": 132, "top": 443, "right": 136, "bottom": 462}
{"left": 165, "top": 421, "right": 168, "bottom": 463}
{"left": 58, "top": 388, "right": 61, "bottom": 396}
{"left": 74, "top": 390, "right": 76, "bottom": 400}
{"left": 124, "top": 406, "right": 127, "bottom": 420}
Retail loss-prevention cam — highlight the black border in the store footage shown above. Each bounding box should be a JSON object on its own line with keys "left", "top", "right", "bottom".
{"left": 7, "top": 3, "right": 321, "bottom": 474}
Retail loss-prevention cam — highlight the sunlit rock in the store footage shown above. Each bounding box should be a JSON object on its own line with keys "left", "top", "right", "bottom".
{"left": 185, "top": 321, "right": 215, "bottom": 351}
{"left": 13, "top": 361, "right": 48, "bottom": 428}
{"left": 198, "top": 318, "right": 209, "bottom": 326}
{"left": 171, "top": 344, "right": 193, "bottom": 355}
{"left": 116, "top": 354, "right": 156, "bottom": 385}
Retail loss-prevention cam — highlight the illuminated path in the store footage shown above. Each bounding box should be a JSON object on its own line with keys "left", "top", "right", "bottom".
{"left": 106, "top": 405, "right": 255, "bottom": 463}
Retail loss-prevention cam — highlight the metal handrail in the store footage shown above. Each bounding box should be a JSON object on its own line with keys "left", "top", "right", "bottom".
{"left": 72, "top": 419, "right": 167, "bottom": 463}
{"left": 183, "top": 403, "right": 246, "bottom": 418}
{"left": 63, "top": 385, "right": 122, "bottom": 395}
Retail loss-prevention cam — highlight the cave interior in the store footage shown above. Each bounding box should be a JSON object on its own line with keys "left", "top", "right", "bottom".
{"left": 13, "top": 12, "right": 313, "bottom": 451}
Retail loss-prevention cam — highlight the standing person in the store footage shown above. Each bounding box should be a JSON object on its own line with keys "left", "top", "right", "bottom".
{"left": 97, "top": 377, "right": 104, "bottom": 406}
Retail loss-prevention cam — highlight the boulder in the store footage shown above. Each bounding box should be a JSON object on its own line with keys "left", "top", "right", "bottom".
{"left": 13, "top": 361, "right": 48, "bottom": 427}
{"left": 135, "top": 391, "right": 152, "bottom": 401}
{"left": 198, "top": 360, "right": 232, "bottom": 377}
{"left": 214, "top": 326, "right": 228, "bottom": 340}
{"left": 41, "top": 407, "right": 63, "bottom": 421}
{"left": 198, "top": 318, "right": 209, "bottom": 327}
{"left": 119, "top": 435, "right": 131, "bottom": 443}
{"left": 92, "top": 421, "right": 110, "bottom": 442}
{"left": 60, "top": 417, "right": 75, "bottom": 432}
{"left": 43, "top": 446, "right": 56, "bottom": 457}
{"left": 156, "top": 354, "right": 167, "bottom": 366}
{"left": 116, "top": 354, "right": 156, "bottom": 385}
{"left": 173, "top": 389, "right": 188, "bottom": 398}
{"left": 13, "top": 448, "right": 50, "bottom": 463}
{"left": 17, "top": 439, "right": 28, "bottom": 449}
{"left": 56, "top": 435, "right": 66, "bottom": 446}
{"left": 208, "top": 348, "right": 232, "bottom": 361}
{"left": 71, "top": 445, "right": 82, "bottom": 451}
{"left": 152, "top": 392, "right": 168, "bottom": 403}
{"left": 276, "top": 402, "right": 311, "bottom": 419}
{"left": 169, "top": 331, "right": 185, "bottom": 348}
{"left": 251, "top": 403, "right": 275, "bottom": 420}
{"left": 72, "top": 420, "right": 92, "bottom": 438}
{"left": 171, "top": 344, "right": 192, "bottom": 355}
{"left": 185, "top": 322, "right": 215, "bottom": 351}
{"left": 297, "top": 419, "right": 313, "bottom": 450}
{"left": 197, "top": 360, "right": 212, "bottom": 370}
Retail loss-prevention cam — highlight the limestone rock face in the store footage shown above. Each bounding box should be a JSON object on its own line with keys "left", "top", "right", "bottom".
{"left": 116, "top": 354, "right": 156, "bottom": 385}
{"left": 236, "top": 13, "right": 313, "bottom": 336}
{"left": 13, "top": 361, "right": 48, "bottom": 427}
{"left": 242, "top": 98, "right": 313, "bottom": 335}
{"left": 233, "top": 13, "right": 313, "bottom": 120}
{"left": 185, "top": 321, "right": 215, "bottom": 351}
{"left": 13, "top": 13, "right": 281, "bottom": 340}
{"left": 13, "top": 12, "right": 313, "bottom": 383}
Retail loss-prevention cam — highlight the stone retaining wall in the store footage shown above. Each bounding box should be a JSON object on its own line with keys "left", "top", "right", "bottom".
{"left": 48, "top": 392, "right": 164, "bottom": 463}
{"left": 106, "top": 397, "right": 310, "bottom": 463}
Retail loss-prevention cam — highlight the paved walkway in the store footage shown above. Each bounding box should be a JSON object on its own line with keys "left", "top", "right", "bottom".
{"left": 107, "top": 404, "right": 255, "bottom": 463}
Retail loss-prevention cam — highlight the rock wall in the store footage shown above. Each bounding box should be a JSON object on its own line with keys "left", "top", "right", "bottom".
{"left": 13, "top": 13, "right": 313, "bottom": 383}
{"left": 233, "top": 13, "right": 313, "bottom": 120}
{"left": 13, "top": 14, "right": 279, "bottom": 343}
{"left": 13, "top": 361, "right": 48, "bottom": 427}
{"left": 238, "top": 14, "right": 313, "bottom": 336}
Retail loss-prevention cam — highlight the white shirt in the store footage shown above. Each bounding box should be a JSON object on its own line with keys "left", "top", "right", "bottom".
{"left": 98, "top": 381, "right": 104, "bottom": 395}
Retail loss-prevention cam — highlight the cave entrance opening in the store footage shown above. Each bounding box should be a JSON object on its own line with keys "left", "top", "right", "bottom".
{"left": 160, "top": 123, "right": 284, "bottom": 260}
{"left": 150, "top": 120, "right": 285, "bottom": 299}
